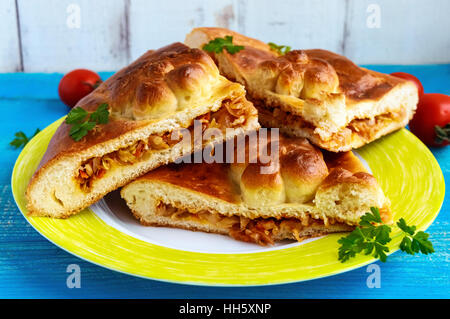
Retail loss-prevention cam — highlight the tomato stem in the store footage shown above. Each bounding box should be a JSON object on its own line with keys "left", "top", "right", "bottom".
{"left": 82, "top": 80, "right": 103, "bottom": 89}
{"left": 435, "top": 123, "right": 450, "bottom": 144}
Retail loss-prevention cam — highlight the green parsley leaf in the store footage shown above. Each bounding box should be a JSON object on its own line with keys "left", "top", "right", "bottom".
{"left": 338, "top": 229, "right": 366, "bottom": 262}
{"left": 69, "top": 121, "right": 96, "bottom": 142}
{"left": 65, "top": 107, "right": 88, "bottom": 124}
{"left": 66, "top": 104, "right": 110, "bottom": 141}
{"left": 268, "top": 42, "right": 291, "bottom": 55}
{"left": 89, "top": 103, "right": 109, "bottom": 124}
{"left": 338, "top": 209, "right": 391, "bottom": 263}
{"left": 399, "top": 236, "right": 413, "bottom": 254}
{"left": 396, "top": 218, "right": 416, "bottom": 235}
{"left": 398, "top": 218, "right": 434, "bottom": 255}
{"left": 359, "top": 207, "right": 383, "bottom": 226}
{"left": 374, "top": 224, "right": 392, "bottom": 245}
{"left": 9, "top": 128, "right": 41, "bottom": 149}
{"left": 374, "top": 242, "right": 389, "bottom": 262}
{"left": 10, "top": 131, "right": 28, "bottom": 149}
{"left": 203, "top": 36, "right": 244, "bottom": 54}
{"left": 414, "top": 231, "right": 434, "bottom": 254}
{"left": 338, "top": 207, "right": 435, "bottom": 263}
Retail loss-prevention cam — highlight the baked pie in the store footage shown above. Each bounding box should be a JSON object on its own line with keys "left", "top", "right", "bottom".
{"left": 185, "top": 27, "right": 419, "bottom": 152}
{"left": 121, "top": 132, "right": 391, "bottom": 245}
{"left": 26, "top": 42, "right": 259, "bottom": 218}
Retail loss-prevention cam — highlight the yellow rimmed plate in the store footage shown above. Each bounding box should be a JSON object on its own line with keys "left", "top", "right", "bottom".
{"left": 11, "top": 117, "right": 445, "bottom": 286}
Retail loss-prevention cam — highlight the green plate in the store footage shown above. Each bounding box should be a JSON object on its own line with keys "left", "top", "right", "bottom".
{"left": 11, "top": 117, "right": 445, "bottom": 286}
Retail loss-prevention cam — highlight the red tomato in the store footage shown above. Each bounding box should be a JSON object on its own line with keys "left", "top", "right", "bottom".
{"left": 390, "top": 72, "right": 424, "bottom": 97}
{"left": 409, "top": 93, "right": 450, "bottom": 147}
{"left": 58, "top": 69, "right": 102, "bottom": 108}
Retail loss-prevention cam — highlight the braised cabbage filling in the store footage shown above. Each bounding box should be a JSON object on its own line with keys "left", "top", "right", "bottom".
{"left": 75, "top": 98, "right": 248, "bottom": 192}
{"left": 75, "top": 132, "right": 180, "bottom": 192}
{"left": 154, "top": 202, "right": 339, "bottom": 246}
{"left": 260, "top": 104, "right": 405, "bottom": 142}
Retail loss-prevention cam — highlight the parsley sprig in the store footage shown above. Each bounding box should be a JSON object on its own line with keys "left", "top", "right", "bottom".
{"left": 268, "top": 42, "right": 291, "bottom": 55}
{"left": 338, "top": 207, "right": 391, "bottom": 262}
{"left": 203, "top": 36, "right": 244, "bottom": 54}
{"left": 397, "top": 218, "right": 434, "bottom": 255}
{"left": 65, "top": 103, "right": 109, "bottom": 141}
{"left": 338, "top": 207, "right": 434, "bottom": 263}
{"left": 10, "top": 128, "right": 41, "bottom": 149}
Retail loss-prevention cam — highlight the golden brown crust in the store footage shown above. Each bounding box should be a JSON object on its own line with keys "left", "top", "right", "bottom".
{"left": 303, "top": 49, "right": 403, "bottom": 102}
{"left": 185, "top": 28, "right": 418, "bottom": 152}
{"left": 30, "top": 46, "right": 172, "bottom": 172}
{"left": 139, "top": 162, "right": 240, "bottom": 203}
{"left": 26, "top": 118, "right": 150, "bottom": 218}
{"left": 187, "top": 28, "right": 404, "bottom": 105}
{"left": 322, "top": 150, "right": 368, "bottom": 173}
{"left": 137, "top": 132, "right": 382, "bottom": 204}
{"left": 26, "top": 42, "right": 260, "bottom": 218}
{"left": 279, "top": 137, "right": 329, "bottom": 180}
{"left": 133, "top": 131, "right": 389, "bottom": 221}
{"left": 188, "top": 27, "right": 273, "bottom": 53}
{"left": 97, "top": 43, "right": 221, "bottom": 116}
{"left": 240, "top": 162, "right": 283, "bottom": 189}
{"left": 239, "top": 162, "right": 286, "bottom": 206}
{"left": 279, "top": 138, "right": 329, "bottom": 203}
{"left": 35, "top": 119, "right": 149, "bottom": 172}
{"left": 122, "top": 133, "right": 390, "bottom": 235}
{"left": 319, "top": 168, "right": 377, "bottom": 190}
{"left": 214, "top": 47, "right": 341, "bottom": 100}
{"left": 136, "top": 134, "right": 336, "bottom": 206}
{"left": 37, "top": 43, "right": 223, "bottom": 170}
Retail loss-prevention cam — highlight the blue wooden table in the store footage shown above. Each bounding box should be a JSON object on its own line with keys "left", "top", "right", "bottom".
{"left": 0, "top": 65, "right": 448, "bottom": 299}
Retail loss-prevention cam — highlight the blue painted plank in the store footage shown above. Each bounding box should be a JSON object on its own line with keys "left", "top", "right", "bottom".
{"left": 0, "top": 65, "right": 448, "bottom": 298}
{"left": 0, "top": 72, "right": 114, "bottom": 100}
{"left": 365, "top": 64, "right": 450, "bottom": 95}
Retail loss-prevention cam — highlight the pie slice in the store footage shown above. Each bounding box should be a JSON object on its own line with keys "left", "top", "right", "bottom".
{"left": 185, "top": 27, "right": 418, "bottom": 152}
{"left": 26, "top": 42, "right": 259, "bottom": 218}
{"left": 121, "top": 132, "right": 391, "bottom": 245}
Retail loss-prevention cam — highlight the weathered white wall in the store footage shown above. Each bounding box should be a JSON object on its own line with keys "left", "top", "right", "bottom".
{"left": 0, "top": 0, "right": 21, "bottom": 72}
{"left": 344, "top": 0, "right": 450, "bottom": 64}
{"left": 240, "top": 0, "right": 348, "bottom": 54}
{"left": 17, "top": 0, "right": 129, "bottom": 72}
{"left": 128, "top": 0, "right": 239, "bottom": 61}
{"left": 2, "top": 0, "right": 449, "bottom": 72}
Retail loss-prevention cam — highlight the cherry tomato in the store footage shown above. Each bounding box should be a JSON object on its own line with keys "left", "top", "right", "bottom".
{"left": 409, "top": 93, "right": 450, "bottom": 147}
{"left": 390, "top": 72, "right": 424, "bottom": 97}
{"left": 58, "top": 69, "right": 102, "bottom": 108}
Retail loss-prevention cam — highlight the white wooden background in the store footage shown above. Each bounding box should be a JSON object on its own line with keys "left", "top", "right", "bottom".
{"left": 1, "top": 0, "right": 449, "bottom": 72}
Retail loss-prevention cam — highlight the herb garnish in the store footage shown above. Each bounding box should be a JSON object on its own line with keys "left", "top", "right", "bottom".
{"left": 338, "top": 207, "right": 434, "bottom": 263}
{"left": 338, "top": 207, "right": 391, "bottom": 262}
{"left": 268, "top": 42, "right": 291, "bottom": 55}
{"left": 65, "top": 103, "right": 109, "bottom": 141}
{"left": 397, "top": 218, "right": 435, "bottom": 255}
{"left": 203, "top": 36, "right": 244, "bottom": 54}
{"left": 10, "top": 128, "right": 41, "bottom": 149}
